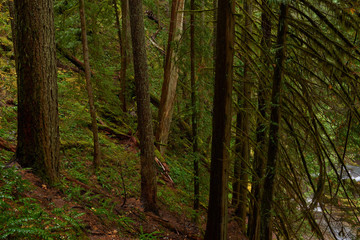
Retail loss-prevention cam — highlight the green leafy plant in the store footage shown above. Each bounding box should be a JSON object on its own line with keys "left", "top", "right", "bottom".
{"left": 0, "top": 164, "right": 86, "bottom": 239}
{"left": 139, "top": 226, "right": 162, "bottom": 240}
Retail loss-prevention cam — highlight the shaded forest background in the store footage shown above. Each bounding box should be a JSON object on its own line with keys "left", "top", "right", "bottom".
{"left": 1, "top": 0, "right": 360, "bottom": 239}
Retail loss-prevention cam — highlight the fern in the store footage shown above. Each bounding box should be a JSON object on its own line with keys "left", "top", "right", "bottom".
{"left": 0, "top": 223, "right": 53, "bottom": 239}
{"left": 63, "top": 213, "right": 85, "bottom": 231}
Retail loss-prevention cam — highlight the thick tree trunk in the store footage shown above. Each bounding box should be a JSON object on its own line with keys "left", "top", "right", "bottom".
{"left": 190, "top": 0, "right": 200, "bottom": 212}
{"left": 233, "top": 0, "right": 252, "bottom": 232}
{"left": 156, "top": 0, "right": 185, "bottom": 155}
{"left": 248, "top": 1, "right": 271, "bottom": 239}
{"left": 79, "top": 0, "right": 101, "bottom": 169}
{"left": 259, "top": 3, "right": 289, "bottom": 240}
{"left": 204, "top": 0, "right": 235, "bottom": 239}
{"left": 14, "top": 0, "right": 60, "bottom": 185}
{"left": 129, "top": 0, "right": 158, "bottom": 214}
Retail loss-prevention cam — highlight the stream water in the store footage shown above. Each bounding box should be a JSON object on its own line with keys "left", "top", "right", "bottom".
{"left": 306, "top": 165, "right": 360, "bottom": 239}
{"left": 340, "top": 165, "right": 360, "bottom": 182}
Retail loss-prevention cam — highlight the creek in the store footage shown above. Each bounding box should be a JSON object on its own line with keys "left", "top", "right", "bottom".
{"left": 306, "top": 165, "right": 360, "bottom": 239}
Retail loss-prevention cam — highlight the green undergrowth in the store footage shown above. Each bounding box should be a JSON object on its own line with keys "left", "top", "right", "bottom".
{"left": 0, "top": 16, "right": 205, "bottom": 238}
{"left": 0, "top": 63, "right": 203, "bottom": 239}
{"left": 0, "top": 163, "right": 85, "bottom": 239}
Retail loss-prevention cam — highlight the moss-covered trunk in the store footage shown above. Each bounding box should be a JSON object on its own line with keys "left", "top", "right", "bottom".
{"left": 129, "top": 0, "right": 158, "bottom": 214}
{"left": 14, "top": 0, "right": 60, "bottom": 185}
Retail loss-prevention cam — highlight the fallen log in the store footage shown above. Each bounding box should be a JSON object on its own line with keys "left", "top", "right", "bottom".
{"left": 56, "top": 45, "right": 95, "bottom": 76}
{"left": 0, "top": 137, "right": 16, "bottom": 153}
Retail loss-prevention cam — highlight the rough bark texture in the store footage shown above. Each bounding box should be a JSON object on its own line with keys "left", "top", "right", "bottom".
{"left": 129, "top": 0, "right": 158, "bottom": 214}
{"left": 259, "top": 3, "right": 289, "bottom": 240}
{"left": 14, "top": 0, "right": 60, "bottom": 185}
{"left": 233, "top": 0, "right": 252, "bottom": 232}
{"left": 156, "top": 0, "right": 185, "bottom": 155}
{"left": 204, "top": 0, "right": 235, "bottom": 239}
{"left": 79, "top": 0, "right": 101, "bottom": 169}
{"left": 248, "top": 1, "right": 271, "bottom": 239}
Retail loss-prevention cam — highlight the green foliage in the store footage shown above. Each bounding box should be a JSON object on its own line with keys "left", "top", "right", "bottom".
{"left": 139, "top": 226, "right": 162, "bottom": 240}
{"left": 0, "top": 164, "right": 85, "bottom": 239}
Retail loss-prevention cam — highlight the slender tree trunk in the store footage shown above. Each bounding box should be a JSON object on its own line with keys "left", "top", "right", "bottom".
{"left": 79, "top": 0, "right": 101, "bottom": 169}
{"left": 259, "top": 3, "right": 289, "bottom": 240}
{"left": 190, "top": 0, "right": 200, "bottom": 212}
{"left": 7, "top": 0, "right": 16, "bottom": 60}
{"left": 129, "top": 0, "right": 158, "bottom": 214}
{"left": 232, "top": 0, "right": 252, "bottom": 232}
{"left": 14, "top": 0, "right": 60, "bottom": 185}
{"left": 113, "top": 0, "right": 128, "bottom": 112}
{"left": 156, "top": 0, "right": 186, "bottom": 155}
{"left": 248, "top": 1, "right": 271, "bottom": 239}
{"left": 204, "top": 0, "right": 235, "bottom": 239}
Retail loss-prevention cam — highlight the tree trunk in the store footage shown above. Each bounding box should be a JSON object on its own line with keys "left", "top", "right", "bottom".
{"left": 248, "top": 1, "right": 271, "bottom": 239}
{"left": 232, "top": 0, "right": 252, "bottom": 232}
{"left": 156, "top": 0, "right": 186, "bottom": 155}
{"left": 204, "top": 0, "right": 235, "bottom": 239}
{"left": 259, "top": 3, "right": 289, "bottom": 240}
{"left": 7, "top": 0, "right": 16, "bottom": 61}
{"left": 113, "top": 0, "right": 127, "bottom": 112}
{"left": 190, "top": 0, "right": 200, "bottom": 213}
{"left": 79, "top": 0, "right": 101, "bottom": 169}
{"left": 129, "top": 0, "right": 158, "bottom": 214}
{"left": 14, "top": 0, "right": 60, "bottom": 185}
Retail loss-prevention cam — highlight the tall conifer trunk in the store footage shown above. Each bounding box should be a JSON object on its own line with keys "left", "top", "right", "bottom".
{"left": 248, "top": 1, "right": 271, "bottom": 239}
{"left": 113, "top": 0, "right": 129, "bottom": 112}
{"left": 190, "top": 0, "right": 200, "bottom": 212}
{"left": 260, "top": 3, "right": 289, "bottom": 240}
{"left": 14, "top": 0, "right": 60, "bottom": 185}
{"left": 79, "top": 0, "right": 101, "bottom": 169}
{"left": 156, "top": 0, "right": 185, "bottom": 155}
{"left": 232, "top": 0, "right": 252, "bottom": 232}
{"left": 129, "top": 0, "right": 158, "bottom": 214}
{"left": 204, "top": 0, "right": 235, "bottom": 239}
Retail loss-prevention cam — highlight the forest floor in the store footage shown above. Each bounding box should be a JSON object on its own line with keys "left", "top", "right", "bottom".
{"left": 0, "top": 135, "right": 246, "bottom": 239}
{"left": 0, "top": 134, "right": 202, "bottom": 239}
{"left": 18, "top": 166, "right": 200, "bottom": 240}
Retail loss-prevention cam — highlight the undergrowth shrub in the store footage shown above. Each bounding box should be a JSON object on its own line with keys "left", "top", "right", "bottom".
{"left": 0, "top": 163, "right": 85, "bottom": 239}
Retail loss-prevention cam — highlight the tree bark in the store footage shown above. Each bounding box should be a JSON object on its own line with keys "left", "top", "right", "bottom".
{"left": 14, "top": 0, "right": 60, "bottom": 185}
{"left": 248, "top": 1, "right": 271, "bottom": 239}
{"left": 204, "top": 0, "right": 235, "bottom": 239}
{"left": 129, "top": 0, "right": 158, "bottom": 214}
{"left": 79, "top": 0, "right": 101, "bottom": 169}
{"left": 156, "top": 0, "right": 186, "bottom": 155}
{"left": 259, "top": 3, "right": 289, "bottom": 240}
